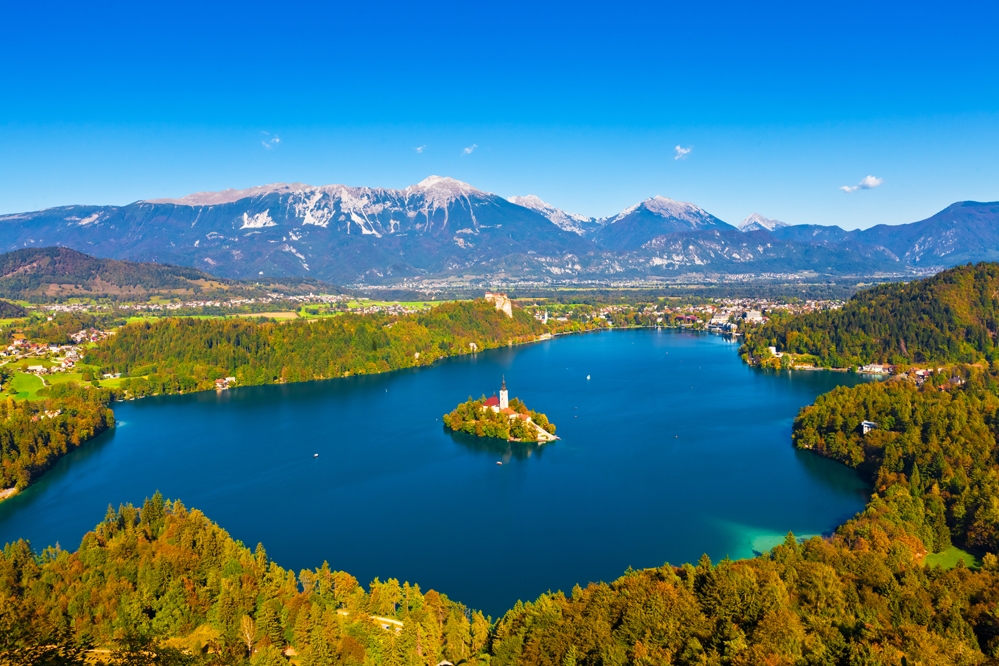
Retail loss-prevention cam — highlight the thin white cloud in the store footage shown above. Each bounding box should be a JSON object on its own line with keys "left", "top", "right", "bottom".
{"left": 463, "top": 144, "right": 478, "bottom": 155}
{"left": 674, "top": 145, "right": 692, "bottom": 160}
{"left": 840, "top": 175, "right": 883, "bottom": 193}
{"left": 261, "top": 132, "right": 280, "bottom": 150}
{"left": 414, "top": 145, "right": 426, "bottom": 154}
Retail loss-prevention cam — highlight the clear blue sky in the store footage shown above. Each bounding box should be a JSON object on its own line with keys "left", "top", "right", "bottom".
{"left": 3, "top": 0, "right": 997, "bottom": 228}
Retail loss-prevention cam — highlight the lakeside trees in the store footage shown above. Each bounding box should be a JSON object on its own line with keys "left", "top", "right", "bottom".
{"left": 793, "top": 372, "right": 999, "bottom": 554}
{"left": 0, "top": 496, "right": 490, "bottom": 665}
{"left": 86, "top": 300, "right": 547, "bottom": 397}
{"left": 741, "top": 263, "right": 999, "bottom": 368}
{"left": 0, "top": 384, "right": 115, "bottom": 490}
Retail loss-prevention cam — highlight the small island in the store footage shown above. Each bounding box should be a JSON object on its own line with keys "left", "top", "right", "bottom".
{"left": 443, "top": 377, "right": 557, "bottom": 443}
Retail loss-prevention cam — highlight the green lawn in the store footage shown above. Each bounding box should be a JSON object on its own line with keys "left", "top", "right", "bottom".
{"left": 5, "top": 369, "right": 123, "bottom": 399}
{"left": 7, "top": 372, "right": 46, "bottom": 401}
{"left": 922, "top": 546, "right": 981, "bottom": 569}
{"left": 46, "top": 372, "right": 84, "bottom": 387}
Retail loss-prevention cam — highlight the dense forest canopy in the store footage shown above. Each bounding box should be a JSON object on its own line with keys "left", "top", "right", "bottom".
{"left": 0, "top": 299, "right": 26, "bottom": 319}
{"left": 742, "top": 263, "right": 999, "bottom": 367}
{"left": 0, "top": 385, "right": 115, "bottom": 490}
{"left": 86, "top": 300, "right": 547, "bottom": 397}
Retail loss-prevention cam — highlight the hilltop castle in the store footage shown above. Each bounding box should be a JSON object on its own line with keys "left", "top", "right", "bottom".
{"left": 484, "top": 292, "right": 513, "bottom": 318}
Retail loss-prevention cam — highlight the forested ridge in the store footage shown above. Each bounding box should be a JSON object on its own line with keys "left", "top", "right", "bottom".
{"left": 0, "top": 247, "right": 339, "bottom": 301}
{"left": 0, "top": 385, "right": 115, "bottom": 490}
{"left": 793, "top": 372, "right": 999, "bottom": 553}
{"left": 741, "top": 263, "right": 999, "bottom": 367}
{"left": 86, "top": 300, "right": 547, "bottom": 397}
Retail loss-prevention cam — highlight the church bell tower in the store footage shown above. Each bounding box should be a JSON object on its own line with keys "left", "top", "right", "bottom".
{"left": 499, "top": 376, "right": 509, "bottom": 410}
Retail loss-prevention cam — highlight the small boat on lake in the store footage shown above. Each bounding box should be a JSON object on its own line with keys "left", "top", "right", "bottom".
{"left": 314, "top": 454, "right": 319, "bottom": 458}
{"left": 496, "top": 461, "right": 503, "bottom": 466}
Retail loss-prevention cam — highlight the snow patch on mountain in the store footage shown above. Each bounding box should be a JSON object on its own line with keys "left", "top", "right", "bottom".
{"left": 508, "top": 195, "right": 597, "bottom": 235}
{"left": 240, "top": 212, "right": 277, "bottom": 229}
{"left": 738, "top": 213, "right": 788, "bottom": 232}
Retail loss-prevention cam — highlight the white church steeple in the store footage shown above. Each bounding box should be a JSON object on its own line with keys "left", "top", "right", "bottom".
{"left": 499, "top": 375, "right": 509, "bottom": 410}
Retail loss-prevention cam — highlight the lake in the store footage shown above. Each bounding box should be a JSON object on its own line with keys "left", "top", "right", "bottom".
{"left": 0, "top": 330, "right": 872, "bottom": 617}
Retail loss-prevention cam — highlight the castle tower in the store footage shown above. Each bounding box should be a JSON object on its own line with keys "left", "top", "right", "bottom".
{"left": 499, "top": 375, "right": 509, "bottom": 410}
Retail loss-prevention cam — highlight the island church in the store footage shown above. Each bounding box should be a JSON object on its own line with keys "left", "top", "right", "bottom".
{"left": 482, "top": 377, "right": 556, "bottom": 442}
{"left": 483, "top": 376, "right": 510, "bottom": 411}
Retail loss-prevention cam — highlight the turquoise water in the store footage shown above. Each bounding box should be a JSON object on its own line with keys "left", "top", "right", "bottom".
{"left": 0, "top": 330, "right": 871, "bottom": 617}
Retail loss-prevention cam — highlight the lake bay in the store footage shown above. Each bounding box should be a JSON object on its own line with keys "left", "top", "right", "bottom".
{"left": 0, "top": 330, "right": 872, "bottom": 617}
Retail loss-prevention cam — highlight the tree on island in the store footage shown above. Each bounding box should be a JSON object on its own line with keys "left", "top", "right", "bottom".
{"left": 443, "top": 395, "right": 555, "bottom": 442}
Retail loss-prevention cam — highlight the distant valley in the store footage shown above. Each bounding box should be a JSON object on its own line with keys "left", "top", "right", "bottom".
{"left": 1, "top": 176, "right": 997, "bottom": 285}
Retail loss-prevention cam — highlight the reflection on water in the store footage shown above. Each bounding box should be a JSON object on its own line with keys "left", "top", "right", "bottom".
{"left": 446, "top": 429, "right": 550, "bottom": 462}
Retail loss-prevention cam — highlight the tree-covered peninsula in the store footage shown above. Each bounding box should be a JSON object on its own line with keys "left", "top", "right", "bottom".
{"left": 0, "top": 384, "right": 116, "bottom": 492}
{"left": 443, "top": 395, "right": 556, "bottom": 442}
{"left": 86, "top": 299, "right": 547, "bottom": 397}
{"left": 741, "top": 262, "right": 999, "bottom": 368}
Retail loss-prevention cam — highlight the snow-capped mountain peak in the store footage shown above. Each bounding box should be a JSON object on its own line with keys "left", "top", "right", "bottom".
{"left": 403, "top": 176, "right": 487, "bottom": 210}
{"left": 508, "top": 194, "right": 598, "bottom": 236}
{"left": 642, "top": 195, "right": 704, "bottom": 219}
{"left": 738, "top": 213, "right": 788, "bottom": 232}
{"left": 607, "top": 195, "right": 713, "bottom": 226}
{"left": 406, "top": 176, "right": 482, "bottom": 196}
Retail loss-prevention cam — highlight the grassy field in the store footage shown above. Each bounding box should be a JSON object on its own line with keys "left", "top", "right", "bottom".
{"left": 7, "top": 358, "right": 60, "bottom": 371}
{"left": 7, "top": 372, "right": 46, "bottom": 401}
{"left": 922, "top": 545, "right": 981, "bottom": 569}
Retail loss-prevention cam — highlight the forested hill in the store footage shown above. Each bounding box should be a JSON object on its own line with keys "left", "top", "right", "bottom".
{"left": 742, "top": 262, "right": 999, "bottom": 367}
{"left": 86, "top": 299, "right": 547, "bottom": 396}
{"left": 0, "top": 247, "right": 337, "bottom": 301}
{"left": 0, "top": 299, "right": 26, "bottom": 318}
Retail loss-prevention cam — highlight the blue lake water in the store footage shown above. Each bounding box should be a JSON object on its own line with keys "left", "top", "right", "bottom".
{"left": 0, "top": 330, "right": 872, "bottom": 617}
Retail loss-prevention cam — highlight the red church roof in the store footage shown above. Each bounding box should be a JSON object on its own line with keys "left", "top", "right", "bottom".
{"left": 484, "top": 395, "right": 500, "bottom": 407}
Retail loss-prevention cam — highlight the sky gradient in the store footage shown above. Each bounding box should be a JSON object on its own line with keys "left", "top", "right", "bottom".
{"left": 3, "top": 1, "right": 998, "bottom": 229}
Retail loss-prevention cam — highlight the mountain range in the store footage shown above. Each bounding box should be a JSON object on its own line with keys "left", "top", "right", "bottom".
{"left": 1, "top": 176, "right": 996, "bottom": 284}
